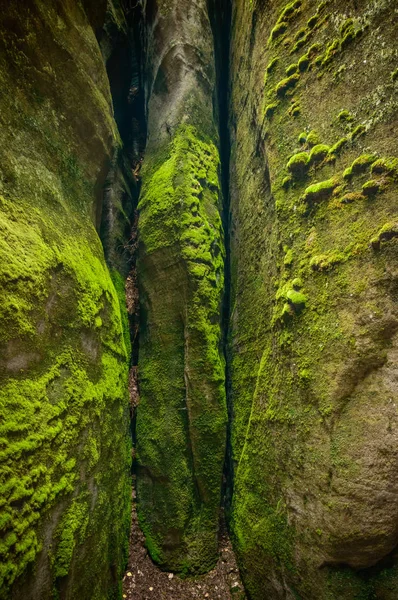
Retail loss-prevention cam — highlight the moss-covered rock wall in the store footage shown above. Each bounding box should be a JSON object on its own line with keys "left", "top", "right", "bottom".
{"left": 229, "top": 0, "right": 398, "bottom": 598}
{"left": 136, "top": 0, "right": 227, "bottom": 575}
{"left": 0, "top": 1, "right": 133, "bottom": 598}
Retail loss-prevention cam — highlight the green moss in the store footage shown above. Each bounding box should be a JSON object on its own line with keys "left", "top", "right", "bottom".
{"left": 292, "top": 36, "right": 309, "bottom": 53}
{"left": 371, "top": 157, "right": 398, "bottom": 177}
{"left": 370, "top": 222, "right": 398, "bottom": 250}
{"left": 310, "top": 250, "right": 346, "bottom": 271}
{"left": 282, "top": 176, "right": 293, "bottom": 189}
{"left": 269, "top": 21, "right": 289, "bottom": 44}
{"left": 302, "top": 177, "right": 340, "bottom": 204}
{"left": 286, "top": 289, "right": 307, "bottom": 307}
{"left": 265, "top": 102, "right": 279, "bottom": 119}
{"left": 329, "top": 137, "right": 348, "bottom": 157}
{"left": 306, "top": 130, "right": 320, "bottom": 146}
{"left": 350, "top": 124, "right": 366, "bottom": 140}
{"left": 284, "top": 248, "right": 294, "bottom": 265}
{"left": 344, "top": 154, "right": 377, "bottom": 179}
{"left": 391, "top": 68, "right": 398, "bottom": 83}
{"left": 339, "top": 19, "right": 357, "bottom": 48}
{"left": 295, "top": 28, "right": 307, "bottom": 41}
{"left": 308, "top": 42, "right": 323, "bottom": 56}
{"left": 286, "top": 63, "right": 298, "bottom": 76}
{"left": 309, "top": 144, "right": 330, "bottom": 164}
{"left": 137, "top": 124, "right": 226, "bottom": 574}
{"left": 292, "top": 277, "right": 303, "bottom": 289}
{"left": 298, "top": 131, "right": 307, "bottom": 144}
{"left": 337, "top": 109, "right": 354, "bottom": 123}
{"left": 286, "top": 152, "right": 310, "bottom": 177}
{"left": 277, "top": 0, "right": 302, "bottom": 23}
{"left": 267, "top": 57, "right": 279, "bottom": 73}
{"left": 288, "top": 101, "right": 301, "bottom": 117}
{"left": 321, "top": 39, "right": 340, "bottom": 67}
{"left": 340, "top": 192, "right": 365, "bottom": 204}
{"left": 275, "top": 73, "right": 300, "bottom": 96}
{"left": 362, "top": 180, "right": 382, "bottom": 196}
{"left": 298, "top": 52, "right": 310, "bottom": 72}
{"left": 307, "top": 15, "right": 318, "bottom": 29}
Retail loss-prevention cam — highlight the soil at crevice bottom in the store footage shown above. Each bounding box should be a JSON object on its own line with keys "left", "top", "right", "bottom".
{"left": 122, "top": 479, "right": 246, "bottom": 600}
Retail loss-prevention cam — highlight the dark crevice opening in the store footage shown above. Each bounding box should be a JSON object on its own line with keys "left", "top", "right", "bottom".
{"left": 207, "top": 0, "right": 234, "bottom": 523}
{"left": 99, "top": 2, "right": 147, "bottom": 474}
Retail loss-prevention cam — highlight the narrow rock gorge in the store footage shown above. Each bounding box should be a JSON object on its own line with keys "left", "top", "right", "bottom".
{"left": 1, "top": 1, "right": 398, "bottom": 599}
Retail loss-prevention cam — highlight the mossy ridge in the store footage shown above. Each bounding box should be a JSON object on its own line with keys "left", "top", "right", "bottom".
{"left": 137, "top": 124, "right": 227, "bottom": 574}
{"left": 0, "top": 194, "right": 131, "bottom": 598}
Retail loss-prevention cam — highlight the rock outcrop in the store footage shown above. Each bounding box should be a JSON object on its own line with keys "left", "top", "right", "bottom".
{"left": 0, "top": 1, "right": 136, "bottom": 598}
{"left": 136, "top": 0, "right": 227, "bottom": 575}
{"left": 2, "top": 0, "right": 398, "bottom": 598}
{"left": 229, "top": 0, "right": 398, "bottom": 598}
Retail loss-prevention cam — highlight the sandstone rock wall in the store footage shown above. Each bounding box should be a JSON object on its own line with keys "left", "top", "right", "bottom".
{"left": 0, "top": 1, "right": 134, "bottom": 598}
{"left": 136, "top": 0, "right": 227, "bottom": 575}
{"left": 229, "top": 0, "right": 398, "bottom": 598}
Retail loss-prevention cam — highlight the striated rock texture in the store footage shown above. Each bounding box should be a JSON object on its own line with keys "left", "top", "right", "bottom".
{"left": 136, "top": 0, "right": 227, "bottom": 575}
{"left": 0, "top": 1, "right": 134, "bottom": 598}
{"left": 229, "top": 0, "right": 398, "bottom": 598}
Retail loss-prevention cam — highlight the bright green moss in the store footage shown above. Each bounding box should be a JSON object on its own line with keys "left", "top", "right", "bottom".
{"left": 295, "top": 28, "right": 306, "bottom": 41}
{"left": 266, "top": 57, "right": 279, "bottom": 73}
{"left": 302, "top": 177, "right": 340, "bottom": 204}
{"left": 329, "top": 137, "right": 348, "bottom": 157}
{"left": 286, "top": 63, "right": 298, "bottom": 76}
{"left": 137, "top": 124, "right": 226, "bottom": 574}
{"left": 362, "top": 180, "right": 381, "bottom": 196}
{"left": 310, "top": 250, "right": 346, "bottom": 270}
{"left": 344, "top": 154, "right": 377, "bottom": 179}
{"left": 286, "top": 152, "right": 310, "bottom": 177}
{"left": 306, "top": 130, "right": 320, "bottom": 146}
{"left": 284, "top": 248, "right": 294, "bottom": 265}
{"left": 282, "top": 175, "right": 293, "bottom": 189}
{"left": 0, "top": 198, "right": 131, "bottom": 597}
{"left": 292, "top": 277, "right": 303, "bottom": 289}
{"left": 298, "top": 131, "right": 307, "bottom": 144}
{"left": 265, "top": 57, "right": 279, "bottom": 83}
{"left": 298, "top": 52, "right": 310, "bottom": 71}
{"left": 269, "top": 21, "right": 289, "bottom": 44}
{"left": 371, "top": 157, "right": 398, "bottom": 177}
{"left": 321, "top": 39, "right": 340, "bottom": 67}
{"left": 265, "top": 102, "right": 279, "bottom": 119}
{"left": 307, "top": 14, "right": 318, "bottom": 29}
{"left": 370, "top": 222, "right": 398, "bottom": 250}
{"left": 286, "top": 288, "right": 307, "bottom": 307}
{"left": 292, "top": 36, "right": 309, "bottom": 53}
{"left": 309, "top": 144, "right": 330, "bottom": 164}
{"left": 392, "top": 68, "right": 398, "bottom": 82}
{"left": 277, "top": 0, "right": 302, "bottom": 23}
{"left": 288, "top": 101, "right": 301, "bottom": 117}
{"left": 308, "top": 42, "right": 323, "bottom": 56}
{"left": 337, "top": 109, "right": 354, "bottom": 123}
{"left": 350, "top": 124, "right": 366, "bottom": 140}
{"left": 275, "top": 73, "right": 300, "bottom": 96}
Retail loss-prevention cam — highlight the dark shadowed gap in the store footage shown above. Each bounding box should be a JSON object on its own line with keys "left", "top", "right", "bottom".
{"left": 99, "top": 1, "right": 148, "bottom": 469}
{"left": 207, "top": 0, "right": 234, "bottom": 520}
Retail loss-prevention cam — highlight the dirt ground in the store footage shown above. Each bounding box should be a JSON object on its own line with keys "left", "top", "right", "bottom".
{"left": 122, "top": 481, "right": 246, "bottom": 600}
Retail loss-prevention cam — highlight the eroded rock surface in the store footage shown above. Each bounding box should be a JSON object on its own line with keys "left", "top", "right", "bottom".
{"left": 229, "top": 0, "right": 398, "bottom": 598}
{"left": 136, "top": 0, "right": 227, "bottom": 575}
{"left": 0, "top": 1, "right": 134, "bottom": 598}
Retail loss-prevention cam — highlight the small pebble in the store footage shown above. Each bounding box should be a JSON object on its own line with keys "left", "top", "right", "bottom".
{"left": 126, "top": 572, "right": 132, "bottom": 577}
{"left": 168, "top": 573, "right": 174, "bottom": 579}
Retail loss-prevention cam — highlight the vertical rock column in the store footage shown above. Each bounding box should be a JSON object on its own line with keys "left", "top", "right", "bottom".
{"left": 136, "top": 0, "right": 227, "bottom": 574}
